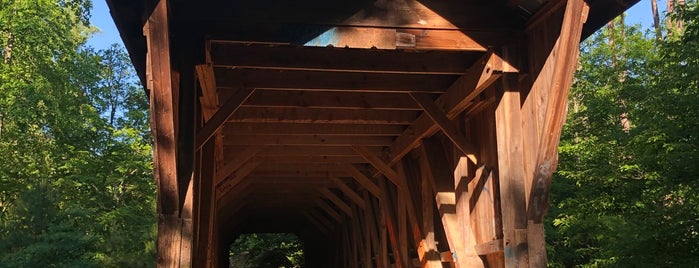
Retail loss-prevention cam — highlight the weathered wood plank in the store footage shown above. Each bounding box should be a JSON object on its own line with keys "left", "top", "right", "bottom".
{"left": 353, "top": 145, "right": 405, "bottom": 188}
{"left": 319, "top": 188, "right": 353, "bottom": 217}
{"left": 341, "top": 163, "right": 382, "bottom": 198}
{"left": 240, "top": 90, "right": 424, "bottom": 110}
{"left": 410, "top": 93, "right": 479, "bottom": 164}
{"left": 389, "top": 53, "right": 501, "bottom": 165}
{"left": 214, "top": 146, "right": 263, "bottom": 185}
{"left": 224, "top": 122, "right": 405, "bottom": 136}
{"left": 228, "top": 106, "right": 419, "bottom": 125}
{"left": 215, "top": 160, "right": 261, "bottom": 200}
{"left": 211, "top": 42, "right": 481, "bottom": 75}
{"left": 330, "top": 177, "right": 366, "bottom": 210}
{"left": 195, "top": 87, "right": 254, "bottom": 150}
{"left": 215, "top": 68, "right": 457, "bottom": 93}
{"left": 495, "top": 74, "right": 529, "bottom": 265}
{"left": 224, "top": 135, "right": 393, "bottom": 147}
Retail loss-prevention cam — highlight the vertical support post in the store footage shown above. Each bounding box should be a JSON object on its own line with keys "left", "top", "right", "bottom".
{"left": 193, "top": 139, "right": 216, "bottom": 267}
{"left": 521, "top": 0, "right": 589, "bottom": 266}
{"left": 144, "top": 0, "right": 192, "bottom": 266}
{"left": 495, "top": 74, "right": 529, "bottom": 266}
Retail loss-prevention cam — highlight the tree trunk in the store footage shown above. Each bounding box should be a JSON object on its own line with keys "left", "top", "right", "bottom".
{"left": 651, "top": 0, "right": 662, "bottom": 41}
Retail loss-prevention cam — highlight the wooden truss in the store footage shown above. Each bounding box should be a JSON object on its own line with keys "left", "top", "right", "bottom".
{"left": 111, "top": 0, "right": 637, "bottom": 266}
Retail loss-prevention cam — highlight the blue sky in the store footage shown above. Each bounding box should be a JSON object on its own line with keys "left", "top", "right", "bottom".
{"left": 87, "top": 0, "right": 658, "bottom": 50}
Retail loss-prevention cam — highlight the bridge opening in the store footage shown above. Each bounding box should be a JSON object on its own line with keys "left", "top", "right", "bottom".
{"left": 228, "top": 233, "right": 304, "bottom": 268}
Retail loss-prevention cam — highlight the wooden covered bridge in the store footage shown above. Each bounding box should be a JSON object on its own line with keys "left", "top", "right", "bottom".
{"left": 107, "top": 0, "right": 636, "bottom": 266}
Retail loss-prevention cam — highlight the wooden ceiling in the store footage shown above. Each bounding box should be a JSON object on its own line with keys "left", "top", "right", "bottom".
{"left": 107, "top": 0, "right": 640, "bottom": 238}
{"left": 204, "top": 40, "right": 502, "bottom": 234}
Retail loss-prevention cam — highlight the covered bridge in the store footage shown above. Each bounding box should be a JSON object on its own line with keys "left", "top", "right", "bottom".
{"left": 107, "top": 0, "right": 637, "bottom": 266}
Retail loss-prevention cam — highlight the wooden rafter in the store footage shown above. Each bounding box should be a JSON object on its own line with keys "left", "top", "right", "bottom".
{"left": 352, "top": 145, "right": 405, "bottom": 188}
{"left": 410, "top": 93, "right": 479, "bottom": 164}
{"left": 215, "top": 160, "right": 261, "bottom": 200}
{"left": 330, "top": 177, "right": 366, "bottom": 210}
{"left": 340, "top": 163, "right": 381, "bottom": 198}
{"left": 214, "top": 146, "right": 263, "bottom": 184}
{"left": 195, "top": 87, "right": 254, "bottom": 150}
{"left": 319, "top": 188, "right": 353, "bottom": 217}
{"left": 388, "top": 52, "right": 502, "bottom": 165}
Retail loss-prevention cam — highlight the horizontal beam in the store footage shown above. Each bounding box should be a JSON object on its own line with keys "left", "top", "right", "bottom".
{"left": 252, "top": 155, "right": 369, "bottom": 164}
{"left": 214, "top": 68, "right": 457, "bottom": 93}
{"left": 211, "top": 42, "right": 482, "bottom": 74}
{"left": 241, "top": 90, "right": 424, "bottom": 110}
{"left": 224, "top": 145, "right": 381, "bottom": 158}
{"left": 228, "top": 107, "right": 419, "bottom": 125}
{"left": 223, "top": 122, "right": 405, "bottom": 136}
{"left": 224, "top": 135, "right": 393, "bottom": 147}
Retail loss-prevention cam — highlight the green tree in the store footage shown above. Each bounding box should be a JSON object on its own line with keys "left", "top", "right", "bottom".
{"left": 1, "top": 1, "right": 155, "bottom": 266}
{"left": 547, "top": 2, "right": 699, "bottom": 267}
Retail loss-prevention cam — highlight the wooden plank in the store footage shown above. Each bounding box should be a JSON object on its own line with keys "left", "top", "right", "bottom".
{"left": 388, "top": 52, "right": 501, "bottom": 165}
{"left": 145, "top": 0, "right": 178, "bottom": 216}
{"left": 330, "top": 177, "right": 366, "bottom": 210}
{"left": 378, "top": 178, "right": 406, "bottom": 268}
{"left": 228, "top": 106, "right": 419, "bottom": 125}
{"left": 242, "top": 90, "right": 424, "bottom": 110}
{"left": 319, "top": 188, "right": 353, "bottom": 217}
{"left": 194, "top": 63, "right": 219, "bottom": 121}
{"left": 420, "top": 155, "right": 443, "bottom": 268}
{"left": 193, "top": 139, "right": 216, "bottom": 267}
{"left": 353, "top": 146, "right": 405, "bottom": 188}
{"left": 410, "top": 93, "right": 478, "bottom": 164}
{"left": 214, "top": 146, "right": 263, "bottom": 185}
{"left": 363, "top": 191, "right": 382, "bottom": 268}
{"left": 303, "top": 212, "right": 331, "bottom": 235}
{"left": 195, "top": 87, "right": 254, "bottom": 150}
{"left": 224, "top": 145, "right": 375, "bottom": 158}
{"left": 254, "top": 155, "right": 368, "bottom": 164}
{"left": 215, "top": 68, "right": 457, "bottom": 93}
{"left": 215, "top": 160, "right": 261, "bottom": 200}
{"left": 495, "top": 74, "right": 529, "bottom": 265}
{"left": 315, "top": 198, "right": 343, "bottom": 222}
{"left": 210, "top": 42, "right": 480, "bottom": 75}
{"left": 224, "top": 135, "right": 393, "bottom": 147}
{"left": 306, "top": 209, "right": 335, "bottom": 232}
{"left": 340, "top": 163, "right": 381, "bottom": 197}
{"left": 524, "top": 1, "right": 590, "bottom": 266}
{"left": 474, "top": 239, "right": 504, "bottom": 256}
{"left": 224, "top": 122, "right": 405, "bottom": 136}
{"left": 420, "top": 139, "right": 482, "bottom": 267}
{"left": 183, "top": 0, "right": 519, "bottom": 31}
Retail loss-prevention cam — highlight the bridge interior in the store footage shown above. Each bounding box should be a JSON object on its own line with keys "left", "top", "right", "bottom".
{"left": 107, "top": 0, "right": 636, "bottom": 266}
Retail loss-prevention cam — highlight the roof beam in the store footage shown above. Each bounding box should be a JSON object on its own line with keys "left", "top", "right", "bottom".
{"left": 224, "top": 123, "right": 405, "bottom": 136}
{"left": 214, "top": 68, "right": 457, "bottom": 93}
{"left": 224, "top": 135, "right": 393, "bottom": 147}
{"left": 228, "top": 107, "right": 418, "bottom": 125}
{"left": 330, "top": 177, "right": 366, "bottom": 210}
{"left": 195, "top": 87, "right": 254, "bottom": 150}
{"left": 410, "top": 93, "right": 478, "bottom": 164}
{"left": 241, "top": 90, "right": 423, "bottom": 110}
{"left": 388, "top": 52, "right": 502, "bottom": 165}
{"left": 214, "top": 146, "right": 263, "bottom": 184}
{"left": 211, "top": 42, "right": 481, "bottom": 75}
{"left": 319, "top": 188, "right": 353, "bottom": 217}
{"left": 340, "top": 163, "right": 381, "bottom": 198}
{"left": 352, "top": 146, "right": 405, "bottom": 188}
{"left": 215, "top": 160, "right": 261, "bottom": 200}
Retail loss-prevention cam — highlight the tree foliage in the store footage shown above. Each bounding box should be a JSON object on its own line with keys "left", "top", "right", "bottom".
{"left": 229, "top": 233, "right": 305, "bottom": 268}
{"left": 0, "top": 1, "right": 155, "bottom": 267}
{"left": 547, "top": 2, "right": 699, "bottom": 267}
